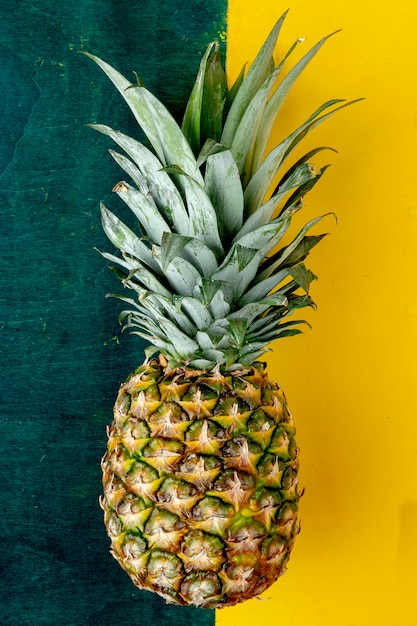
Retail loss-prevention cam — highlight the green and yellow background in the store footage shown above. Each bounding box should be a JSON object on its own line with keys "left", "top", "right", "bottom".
{"left": 1, "top": 0, "right": 416, "bottom": 624}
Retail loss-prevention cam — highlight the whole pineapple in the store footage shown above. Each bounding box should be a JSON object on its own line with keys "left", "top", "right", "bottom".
{"left": 85, "top": 13, "right": 357, "bottom": 608}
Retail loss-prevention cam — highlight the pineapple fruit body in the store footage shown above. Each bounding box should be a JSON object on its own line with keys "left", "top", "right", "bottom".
{"left": 85, "top": 10, "right": 356, "bottom": 609}
{"left": 102, "top": 357, "right": 299, "bottom": 608}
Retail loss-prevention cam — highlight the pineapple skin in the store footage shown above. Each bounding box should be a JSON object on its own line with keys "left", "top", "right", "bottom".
{"left": 101, "top": 356, "right": 300, "bottom": 608}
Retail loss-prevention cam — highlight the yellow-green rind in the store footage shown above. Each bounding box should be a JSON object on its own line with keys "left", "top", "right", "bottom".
{"left": 101, "top": 358, "right": 300, "bottom": 608}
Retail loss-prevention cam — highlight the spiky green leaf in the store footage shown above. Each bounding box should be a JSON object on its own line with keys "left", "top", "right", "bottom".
{"left": 211, "top": 245, "right": 260, "bottom": 303}
{"left": 238, "top": 268, "right": 290, "bottom": 306}
{"left": 83, "top": 52, "right": 203, "bottom": 184}
{"left": 90, "top": 124, "right": 189, "bottom": 235}
{"left": 162, "top": 166, "right": 224, "bottom": 258}
{"left": 100, "top": 203, "right": 159, "bottom": 271}
{"left": 201, "top": 42, "right": 228, "bottom": 145}
{"left": 182, "top": 42, "right": 216, "bottom": 153}
{"left": 156, "top": 317, "right": 200, "bottom": 359}
{"left": 230, "top": 65, "right": 280, "bottom": 177}
{"left": 251, "top": 32, "right": 340, "bottom": 172}
{"left": 244, "top": 99, "right": 359, "bottom": 214}
{"left": 221, "top": 11, "right": 288, "bottom": 146}
{"left": 112, "top": 180, "right": 171, "bottom": 245}
{"left": 259, "top": 216, "right": 333, "bottom": 281}
{"left": 288, "top": 263, "right": 316, "bottom": 293}
{"left": 204, "top": 149, "right": 244, "bottom": 239}
{"left": 152, "top": 244, "right": 201, "bottom": 297}
{"left": 180, "top": 296, "right": 213, "bottom": 330}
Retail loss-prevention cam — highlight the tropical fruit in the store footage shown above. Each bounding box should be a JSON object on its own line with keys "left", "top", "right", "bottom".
{"left": 85, "top": 12, "right": 356, "bottom": 608}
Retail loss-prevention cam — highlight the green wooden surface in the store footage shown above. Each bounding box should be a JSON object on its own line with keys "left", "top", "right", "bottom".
{"left": 0, "top": 1, "right": 225, "bottom": 623}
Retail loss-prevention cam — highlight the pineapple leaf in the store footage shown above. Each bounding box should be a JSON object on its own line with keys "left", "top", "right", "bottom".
{"left": 257, "top": 213, "right": 334, "bottom": 282}
{"left": 228, "top": 304, "right": 272, "bottom": 328}
{"left": 107, "top": 292, "right": 146, "bottom": 312}
{"left": 112, "top": 180, "right": 171, "bottom": 245}
{"left": 237, "top": 164, "right": 314, "bottom": 239}
{"left": 108, "top": 149, "right": 146, "bottom": 190}
{"left": 217, "top": 244, "right": 259, "bottom": 274}
{"left": 164, "top": 257, "right": 202, "bottom": 297}
{"left": 247, "top": 312, "right": 312, "bottom": 342}
{"left": 196, "top": 278, "right": 222, "bottom": 305}
{"left": 162, "top": 166, "right": 224, "bottom": 258}
{"left": 98, "top": 246, "right": 157, "bottom": 277}
{"left": 259, "top": 227, "right": 330, "bottom": 280}
{"left": 156, "top": 317, "right": 200, "bottom": 359}
{"left": 211, "top": 245, "right": 261, "bottom": 303}
{"left": 180, "top": 296, "right": 213, "bottom": 330}
{"left": 140, "top": 87, "right": 204, "bottom": 184}
{"left": 152, "top": 244, "right": 201, "bottom": 297}
{"left": 228, "top": 292, "right": 288, "bottom": 327}
{"left": 226, "top": 318, "right": 248, "bottom": 348}
{"left": 181, "top": 237, "right": 219, "bottom": 277}
{"left": 188, "top": 358, "right": 218, "bottom": 370}
{"left": 195, "top": 278, "right": 230, "bottom": 319}
{"left": 230, "top": 65, "right": 280, "bottom": 177}
{"left": 221, "top": 11, "right": 288, "bottom": 146}
{"left": 233, "top": 215, "right": 292, "bottom": 258}
{"left": 160, "top": 232, "right": 192, "bottom": 272}
{"left": 253, "top": 322, "right": 309, "bottom": 343}
{"left": 251, "top": 31, "right": 340, "bottom": 173}
{"left": 245, "top": 99, "right": 359, "bottom": 214}
{"left": 118, "top": 308, "right": 163, "bottom": 334}
{"left": 97, "top": 249, "right": 133, "bottom": 272}
{"left": 285, "top": 292, "right": 316, "bottom": 310}
{"left": 90, "top": 124, "right": 190, "bottom": 235}
{"left": 281, "top": 99, "right": 364, "bottom": 165}
{"left": 83, "top": 52, "right": 203, "bottom": 184}
{"left": 278, "top": 163, "right": 332, "bottom": 216}
{"left": 238, "top": 268, "right": 290, "bottom": 306}
{"left": 208, "top": 289, "right": 230, "bottom": 319}
{"left": 159, "top": 231, "right": 219, "bottom": 276}
{"left": 281, "top": 234, "right": 328, "bottom": 269}
{"left": 224, "top": 62, "right": 246, "bottom": 117}
{"left": 239, "top": 348, "right": 272, "bottom": 363}
{"left": 196, "top": 331, "right": 216, "bottom": 351}
{"left": 204, "top": 149, "right": 244, "bottom": 240}
{"left": 201, "top": 41, "right": 228, "bottom": 145}
{"left": 274, "top": 328, "right": 303, "bottom": 338}
{"left": 196, "top": 139, "right": 227, "bottom": 168}
{"left": 141, "top": 293, "right": 197, "bottom": 336}
{"left": 275, "top": 147, "right": 335, "bottom": 191}
{"left": 246, "top": 309, "right": 281, "bottom": 334}
{"left": 237, "top": 342, "right": 271, "bottom": 361}
{"left": 261, "top": 291, "right": 291, "bottom": 307}
{"left": 288, "top": 263, "right": 316, "bottom": 293}
{"left": 82, "top": 53, "right": 163, "bottom": 161}
{"left": 182, "top": 41, "right": 216, "bottom": 154}
{"left": 108, "top": 262, "right": 172, "bottom": 300}
{"left": 100, "top": 203, "right": 159, "bottom": 271}
{"left": 203, "top": 348, "right": 228, "bottom": 364}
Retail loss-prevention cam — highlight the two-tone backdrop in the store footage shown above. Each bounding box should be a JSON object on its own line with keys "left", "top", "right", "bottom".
{"left": 2, "top": 0, "right": 417, "bottom": 625}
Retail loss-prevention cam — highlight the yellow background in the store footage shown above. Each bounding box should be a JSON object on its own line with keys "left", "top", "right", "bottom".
{"left": 218, "top": 1, "right": 417, "bottom": 624}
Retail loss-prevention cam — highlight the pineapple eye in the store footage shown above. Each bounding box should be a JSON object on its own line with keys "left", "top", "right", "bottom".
{"left": 247, "top": 409, "right": 274, "bottom": 432}
{"left": 222, "top": 435, "right": 261, "bottom": 455}
{"left": 116, "top": 391, "right": 131, "bottom": 416}
{"left": 214, "top": 394, "right": 250, "bottom": 415}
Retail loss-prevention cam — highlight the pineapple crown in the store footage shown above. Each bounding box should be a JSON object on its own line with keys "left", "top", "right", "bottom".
{"left": 84, "top": 12, "right": 359, "bottom": 371}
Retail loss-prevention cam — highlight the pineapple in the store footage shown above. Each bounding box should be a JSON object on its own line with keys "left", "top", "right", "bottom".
{"left": 84, "top": 12, "right": 357, "bottom": 608}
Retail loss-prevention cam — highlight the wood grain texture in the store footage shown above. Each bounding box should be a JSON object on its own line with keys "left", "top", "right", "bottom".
{"left": 0, "top": 0, "right": 225, "bottom": 623}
